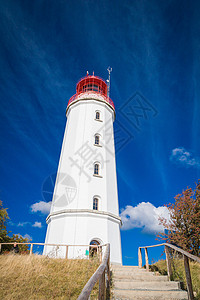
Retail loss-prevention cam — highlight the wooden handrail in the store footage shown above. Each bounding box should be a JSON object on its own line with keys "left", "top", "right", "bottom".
{"left": 0, "top": 242, "right": 106, "bottom": 247}
{"left": 78, "top": 243, "right": 110, "bottom": 300}
{"left": 0, "top": 243, "right": 105, "bottom": 261}
{"left": 138, "top": 243, "right": 200, "bottom": 300}
{"left": 139, "top": 243, "right": 200, "bottom": 263}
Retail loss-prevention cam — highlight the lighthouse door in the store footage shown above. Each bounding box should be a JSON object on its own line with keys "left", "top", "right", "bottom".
{"left": 89, "top": 239, "right": 101, "bottom": 258}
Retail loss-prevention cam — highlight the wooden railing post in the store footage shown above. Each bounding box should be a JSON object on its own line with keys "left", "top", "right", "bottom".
{"left": 184, "top": 255, "right": 194, "bottom": 300}
{"left": 106, "top": 254, "right": 110, "bottom": 299}
{"left": 99, "top": 246, "right": 102, "bottom": 263}
{"left": 0, "top": 244, "right": 1, "bottom": 253}
{"left": 145, "top": 247, "right": 149, "bottom": 271}
{"left": 99, "top": 270, "right": 105, "bottom": 300}
{"left": 30, "top": 244, "right": 33, "bottom": 256}
{"left": 97, "top": 245, "right": 99, "bottom": 258}
{"left": 165, "top": 245, "right": 172, "bottom": 280}
{"left": 138, "top": 247, "right": 142, "bottom": 268}
{"left": 65, "top": 246, "right": 68, "bottom": 259}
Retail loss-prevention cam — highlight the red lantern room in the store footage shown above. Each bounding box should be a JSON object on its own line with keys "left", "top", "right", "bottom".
{"left": 67, "top": 73, "right": 115, "bottom": 111}
{"left": 76, "top": 74, "right": 108, "bottom": 96}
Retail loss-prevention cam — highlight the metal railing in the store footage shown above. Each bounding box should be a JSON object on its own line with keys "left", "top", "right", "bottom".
{"left": 138, "top": 243, "right": 200, "bottom": 300}
{"left": 78, "top": 243, "right": 110, "bottom": 300}
{"left": 67, "top": 92, "right": 115, "bottom": 110}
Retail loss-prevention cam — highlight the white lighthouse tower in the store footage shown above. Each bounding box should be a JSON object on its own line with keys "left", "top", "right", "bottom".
{"left": 44, "top": 72, "right": 122, "bottom": 264}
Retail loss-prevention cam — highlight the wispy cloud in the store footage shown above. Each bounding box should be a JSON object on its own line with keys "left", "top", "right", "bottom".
{"left": 120, "top": 202, "right": 169, "bottom": 234}
{"left": 14, "top": 233, "right": 32, "bottom": 241}
{"left": 30, "top": 201, "right": 51, "bottom": 214}
{"left": 10, "top": 220, "right": 42, "bottom": 229}
{"left": 17, "top": 222, "right": 30, "bottom": 227}
{"left": 32, "top": 221, "right": 42, "bottom": 228}
{"left": 22, "top": 234, "right": 32, "bottom": 241}
{"left": 8, "top": 221, "right": 15, "bottom": 226}
{"left": 170, "top": 147, "right": 200, "bottom": 168}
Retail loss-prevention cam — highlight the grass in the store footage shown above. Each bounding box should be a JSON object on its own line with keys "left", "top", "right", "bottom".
{"left": 151, "top": 258, "right": 200, "bottom": 299}
{"left": 0, "top": 254, "right": 99, "bottom": 299}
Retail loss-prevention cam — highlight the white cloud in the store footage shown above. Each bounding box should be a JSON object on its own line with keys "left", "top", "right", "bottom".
{"left": 120, "top": 202, "right": 170, "bottom": 234}
{"left": 30, "top": 201, "right": 51, "bottom": 214}
{"left": 23, "top": 234, "right": 32, "bottom": 241}
{"left": 170, "top": 147, "right": 200, "bottom": 168}
{"left": 14, "top": 233, "right": 32, "bottom": 241}
{"left": 8, "top": 221, "right": 15, "bottom": 226}
{"left": 32, "top": 221, "right": 42, "bottom": 228}
{"left": 17, "top": 222, "right": 29, "bottom": 227}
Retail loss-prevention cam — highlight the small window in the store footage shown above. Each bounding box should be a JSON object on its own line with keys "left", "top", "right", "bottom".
{"left": 95, "top": 135, "right": 99, "bottom": 145}
{"left": 92, "top": 85, "right": 99, "bottom": 92}
{"left": 94, "top": 163, "right": 99, "bottom": 175}
{"left": 95, "top": 112, "right": 100, "bottom": 120}
{"left": 93, "top": 198, "right": 99, "bottom": 210}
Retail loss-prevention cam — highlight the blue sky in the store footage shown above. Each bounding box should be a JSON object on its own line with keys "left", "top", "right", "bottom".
{"left": 0, "top": 0, "right": 200, "bottom": 265}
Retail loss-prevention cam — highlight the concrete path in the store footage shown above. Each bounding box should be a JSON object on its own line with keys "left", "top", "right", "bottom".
{"left": 112, "top": 265, "right": 188, "bottom": 300}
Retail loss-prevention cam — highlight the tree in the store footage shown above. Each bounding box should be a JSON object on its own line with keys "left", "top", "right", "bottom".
{"left": 0, "top": 200, "right": 9, "bottom": 243}
{"left": 157, "top": 180, "right": 200, "bottom": 257}
{"left": 0, "top": 200, "right": 30, "bottom": 253}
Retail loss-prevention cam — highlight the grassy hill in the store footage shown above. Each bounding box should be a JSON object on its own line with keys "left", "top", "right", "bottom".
{"left": 0, "top": 254, "right": 99, "bottom": 299}
{"left": 151, "top": 259, "right": 200, "bottom": 299}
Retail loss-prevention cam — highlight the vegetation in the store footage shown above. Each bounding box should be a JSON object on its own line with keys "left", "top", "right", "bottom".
{"left": 157, "top": 180, "right": 200, "bottom": 257}
{"left": 150, "top": 258, "right": 200, "bottom": 299}
{"left": 0, "top": 200, "right": 29, "bottom": 252}
{"left": 0, "top": 200, "right": 9, "bottom": 242}
{"left": 0, "top": 201, "right": 99, "bottom": 298}
{"left": 0, "top": 254, "right": 99, "bottom": 299}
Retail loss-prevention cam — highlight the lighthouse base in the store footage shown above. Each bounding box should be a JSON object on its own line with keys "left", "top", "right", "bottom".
{"left": 43, "top": 210, "right": 122, "bottom": 265}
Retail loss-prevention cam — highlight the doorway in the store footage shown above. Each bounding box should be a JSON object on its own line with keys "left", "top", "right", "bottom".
{"left": 89, "top": 239, "right": 101, "bottom": 258}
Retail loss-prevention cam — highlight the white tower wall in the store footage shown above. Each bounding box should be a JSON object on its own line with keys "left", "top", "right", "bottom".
{"left": 44, "top": 88, "right": 122, "bottom": 264}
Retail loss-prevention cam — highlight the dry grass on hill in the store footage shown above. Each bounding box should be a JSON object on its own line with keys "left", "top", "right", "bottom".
{"left": 151, "top": 259, "right": 200, "bottom": 299}
{"left": 0, "top": 254, "right": 99, "bottom": 300}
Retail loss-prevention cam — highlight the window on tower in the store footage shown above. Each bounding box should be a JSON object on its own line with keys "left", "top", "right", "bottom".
{"left": 95, "top": 111, "right": 100, "bottom": 120}
{"left": 95, "top": 135, "right": 100, "bottom": 145}
{"left": 94, "top": 163, "right": 99, "bottom": 175}
{"left": 93, "top": 198, "right": 99, "bottom": 210}
{"left": 82, "top": 84, "right": 101, "bottom": 93}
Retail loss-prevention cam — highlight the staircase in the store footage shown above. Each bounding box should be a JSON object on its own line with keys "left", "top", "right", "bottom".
{"left": 112, "top": 265, "right": 188, "bottom": 300}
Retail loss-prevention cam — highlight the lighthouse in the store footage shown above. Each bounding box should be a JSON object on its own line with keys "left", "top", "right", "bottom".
{"left": 44, "top": 72, "right": 122, "bottom": 264}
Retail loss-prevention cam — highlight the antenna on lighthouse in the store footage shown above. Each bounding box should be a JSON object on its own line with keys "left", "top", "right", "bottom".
{"left": 107, "top": 66, "right": 112, "bottom": 98}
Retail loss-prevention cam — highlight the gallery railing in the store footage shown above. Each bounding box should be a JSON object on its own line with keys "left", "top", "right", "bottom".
{"left": 138, "top": 243, "right": 200, "bottom": 300}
